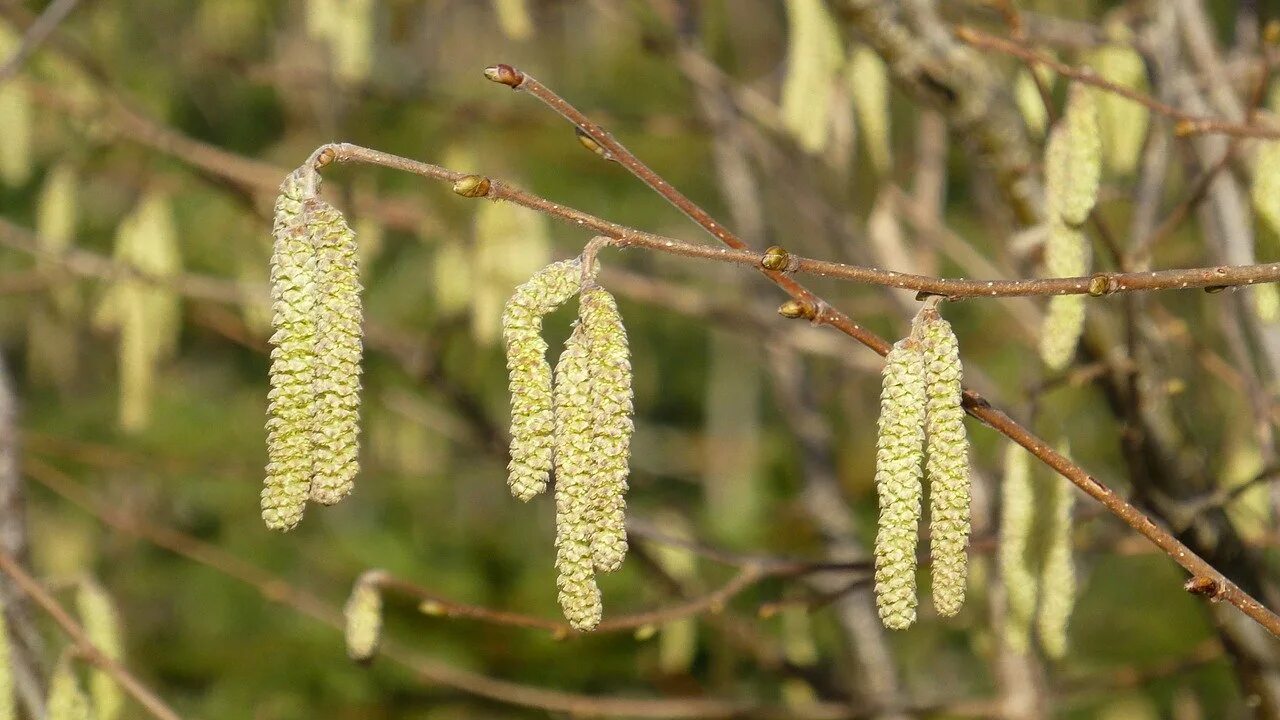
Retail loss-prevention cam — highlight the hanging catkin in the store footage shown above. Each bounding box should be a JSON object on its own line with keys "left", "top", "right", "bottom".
{"left": 45, "top": 656, "right": 90, "bottom": 720}
{"left": 1087, "top": 35, "right": 1149, "bottom": 176}
{"left": 580, "top": 287, "right": 632, "bottom": 573}
{"left": 999, "top": 441, "right": 1037, "bottom": 652}
{"left": 1037, "top": 450, "right": 1077, "bottom": 659}
{"left": 847, "top": 45, "right": 891, "bottom": 174}
{"left": 305, "top": 198, "right": 363, "bottom": 506}
{"left": 0, "top": 605, "right": 11, "bottom": 720}
{"left": 780, "top": 0, "right": 843, "bottom": 154}
{"left": 552, "top": 322, "right": 603, "bottom": 630}
{"left": 76, "top": 580, "right": 123, "bottom": 720}
{"left": 343, "top": 577, "right": 383, "bottom": 663}
{"left": 27, "top": 163, "right": 81, "bottom": 389}
{"left": 263, "top": 168, "right": 320, "bottom": 530}
{"left": 917, "top": 306, "right": 971, "bottom": 617}
{"left": 502, "top": 259, "right": 584, "bottom": 501}
{"left": 872, "top": 337, "right": 927, "bottom": 630}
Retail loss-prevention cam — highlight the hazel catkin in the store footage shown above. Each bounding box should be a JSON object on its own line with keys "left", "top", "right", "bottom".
{"left": 872, "top": 337, "right": 927, "bottom": 630}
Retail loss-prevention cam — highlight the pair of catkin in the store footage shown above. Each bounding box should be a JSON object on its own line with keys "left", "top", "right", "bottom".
{"left": 503, "top": 260, "right": 633, "bottom": 631}
{"left": 262, "top": 166, "right": 364, "bottom": 531}
{"left": 999, "top": 441, "right": 1076, "bottom": 658}
{"left": 1039, "top": 84, "right": 1101, "bottom": 371}
{"left": 873, "top": 304, "right": 971, "bottom": 630}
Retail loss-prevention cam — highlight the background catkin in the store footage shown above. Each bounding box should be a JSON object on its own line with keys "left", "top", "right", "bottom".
{"left": 999, "top": 441, "right": 1038, "bottom": 652}
{"left": 76, "top": 580, "right": 124, "bottom": 720}
{"left": 780, "top": 0, "right": 843, "bottom": 154}
{"left": 502, "top": 259, "right": 583, "bottom": 501}
{"left": 873, "top": 337, "right": 926, "bottom": 630}
{"left": 343, "top": 579, "right": 383, "bottom": 662}
{"left": 1044, "top": 84, "right": 1101, "bottom": 227}
{"left": 1037, "top": 458, "right": 1077, "bottom": 659}
{"left": 27, "top": 162, "right": 82, "bottom": 390}
{"left": 263, "top": 167, "right": 320, "bottom": 531}
{"left": 304, "top": 198, "right": 364, "bottom": 506}
{"left": 847, "top": 45, "right": 891, "bottom": 175}
{"left": 580, "top": 287, "right": 633, "bottom": 573}
{"left": 552, "top": 323, "right": 603, "bottom": 630}
{"left": 1087, "top": 39, "right": 1149, "bottom": 176}
{"left": 918, "top": 308, "right": 971, "bottom": 617}
{"left": 0, "top": 605, "right": 11, "bottom": 720}
{"left": 45, "top": 656, "right": 90, "bottom": 720}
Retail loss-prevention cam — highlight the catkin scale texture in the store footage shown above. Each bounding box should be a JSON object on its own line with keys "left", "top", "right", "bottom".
{"left": 552, "top": 323, "right": 603, "bottom": 630}
{"left": 580, "top": 288, "right": 633, "bottom": 573}
{"left": 263, "top": 169, "right": 318, "bottom": 530}
{"left": 873, "top": 338, "right": 926, "bottom": 630}
{"left": 502, "top": 259, "right": 583, "bottom": 501}
{"left": 305, "top": 199, "right": 364, "bottom": 506}
{"left": 920, "top": 309, "right": 971, "bottom": 617}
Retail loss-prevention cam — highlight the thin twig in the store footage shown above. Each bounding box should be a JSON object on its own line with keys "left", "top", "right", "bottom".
{"left": 466, "top": 67, "right": 1280, "bottom": 638}
{"left": 0, "top": 0, "right": 83, "bottom": 85}
{"left": 954, "top": 25, "right": 1280, "bottom": 140}
{"left": 0, "top": 549, "right": 184, "bottom": 720}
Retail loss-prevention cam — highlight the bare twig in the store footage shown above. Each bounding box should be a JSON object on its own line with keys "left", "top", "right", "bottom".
{"left": 0, "top": 0, "right": 83, "bottom": 85}
{"left": 0, "top": 548, "right": 183, "bottom": 720}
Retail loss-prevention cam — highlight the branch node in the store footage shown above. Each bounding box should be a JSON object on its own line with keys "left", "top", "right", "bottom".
{"left": 575, "top": 128, "right": 615, "bottom": 161}
{"left": 761, "top": 245, "right": 792, "bottom": 272}
{"left": 483, "top": 64, "right": 525, "bottom": 88}
{"left": 452, "top": 174, "right": 492, "bottom": 198}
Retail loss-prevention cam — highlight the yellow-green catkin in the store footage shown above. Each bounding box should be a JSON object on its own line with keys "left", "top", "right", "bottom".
{"left": 1037, "top": 453, "right": 1076, "bottom": 659}
{"left": 263, "top": 167, "right": 320, "bottom": 531}
{"left": 304, "top": 199, "right": 363, "bottom": 506}
{"left": 0, "top": 605, "right": 11, "bottom": 720}
{"left": 1040, "top": 84, "right": 1100, "bottom": 371}
{"left": 76, "top": 579, "right": 123, "bottom": 720}
{"left": 96, "top": 192, "right": 182, "bottom": 433}
{"left": 873, "top": 337, "right": 927, "bottom": 630}
{"left": 1088, "top": 38, "right": 1149, "bottom": 176}
{"left": 502, "top": 259, "right": 583, "bottom": 501}
{"left": 552, "top": 323, "right": 603, "bottom": 631}
{"left": 308, "top": 0, "right": 375, "bottom": 84}
{"left": 999, "top": 442, "right": 1037, "bottom": 653}
{"left": 781, "top": 0, "right": 843, "bottom": 154}
{"left": 492, "top": 0, "right": 533, "bottom": 40}
{"left": 473, "top": 198, "right": 551, "bottom": 344}
{"left": 648, "top": 513, "right": 697, "bottom": 675}
{"left": 46, "top": 656, "right": 90, "bottom": 720}
{"left": 917, "top": 307, "right": 971, "bottom": 617}
{"left": 0, "top": 22, "right": 30, "bottom": 189}
{"left": 1014, "top": 65, "right": 1054, "bottom": 138}
{"left": 1250, "top": 116, "right": 1280, "bottom": 322}
{"left": 27, "top": 163, "right": 81, "bottom": 388}
{"left": 580, "top": 287, "right": 632, "bottom": 573}
{"left": 1044, "top": 84, "right": 1102, "bottom": 227}
{"left": 343, "top": 578, "right": 383, "bottom": 662}
{"left": 847, "top": 45, "right": 891, "bottom": 175}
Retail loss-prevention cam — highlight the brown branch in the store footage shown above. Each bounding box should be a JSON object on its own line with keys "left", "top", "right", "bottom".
{"left": 953, "top": 25, "right": 1280, "bottom": 140}
{"left": 0, "top": 548, "right": 184, "bottom": 720}
{"left": 0, "top": 0, "right": 83, "bottom": 85}
{"left": 463, "top": 66, "right": 1280, "bottom": 638}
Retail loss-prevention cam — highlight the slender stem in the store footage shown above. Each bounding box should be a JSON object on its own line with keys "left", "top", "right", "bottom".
{"left": 954, "top": 26, "right": 1280, "bottom": 140}
{"left": 0, "top": 549, "right": 184, "bottom": 720}
{"left": 466, "top": 68, "right": 1280, "bottom": 637}
{"left": 317, "top": 144, "right": 1280, "bottom": 299}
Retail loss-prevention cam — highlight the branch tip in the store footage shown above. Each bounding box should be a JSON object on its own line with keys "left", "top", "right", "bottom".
{"left": 483, "top": 64, "right": 524, "bottom": 88}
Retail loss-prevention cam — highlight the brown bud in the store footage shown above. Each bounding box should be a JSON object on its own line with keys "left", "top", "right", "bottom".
{"left": 483, "top": 64, "right": 524, "bottom": 88}
{"left": 1184, "top": 575, "right": 1222, "bottom": 601}
{"left": 761, "top": 245, "right": 791, "bottom": 272}
{"left": 1087, "top": 274, "right": 1114, "bottom": 297}
{"left": 452, "top": 175, "right": 491, "bottom": 198}
{"left": 575, "top": 128, "right": 613, "bottom": 160}
{"left": 777, "top": 299, "right": 815, "bottom": 319}
{"left": 314, "top": 146, "right": 337, "bottom": 169}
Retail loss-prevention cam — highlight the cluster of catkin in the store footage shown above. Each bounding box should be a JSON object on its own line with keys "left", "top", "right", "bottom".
{"left": 0, "top": 579, "right": 126, "bottom": 720}
{"left": 262, "top": 166, "right": 364, "bottom": 531}
{"left": 873, "top": 303, "right": 971, "bottom": 630}
{"left": 503, "top": 259, "right": 633, "bottom": 631}
{"left": 999, "top": 442, "right": 1076, "bottom": 658}
{"left": 1039, "top": 84, "right": 1101, "bottom": 370}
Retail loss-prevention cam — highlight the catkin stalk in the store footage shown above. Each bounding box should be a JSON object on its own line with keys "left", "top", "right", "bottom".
{"left": 873, "top": 337, "right": 927, "bottom": 630}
